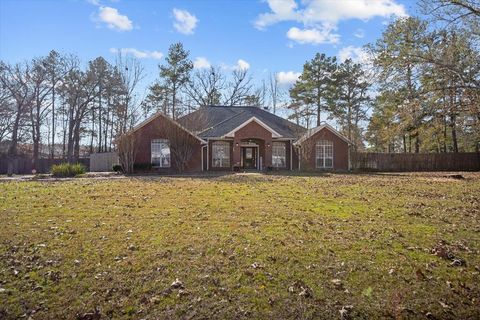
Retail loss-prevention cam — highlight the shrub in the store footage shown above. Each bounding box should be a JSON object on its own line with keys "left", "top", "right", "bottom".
{"left": 112, "top": 164, "right": 123, "bottom": 172}
{"left": 133, "top": 163, "right": 152, "bottom": 172}
{"left": 51, "top": 162, "right": 86, "bottom": 177}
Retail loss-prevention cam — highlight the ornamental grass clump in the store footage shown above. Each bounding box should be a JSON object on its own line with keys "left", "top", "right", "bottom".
{"left": 50, "top": 162, "right": 86, "bottom": 177}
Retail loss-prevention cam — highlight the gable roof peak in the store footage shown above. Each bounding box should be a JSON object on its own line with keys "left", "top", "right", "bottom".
{"left": 223, "top": 116, "right": 282, "bottom": 138}
{"left": 295, "top": 123, "right": 351, "bottom": 145}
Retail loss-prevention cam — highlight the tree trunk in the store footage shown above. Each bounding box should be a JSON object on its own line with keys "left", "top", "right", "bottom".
{"left": 450, "top": 114, "right": 458, "bottom": 153}
{"left": 51, "top": 80, "right": 55, "bottom": 159}
{"left": 74, "top": 124, "right": 81, "bottom": 161}
{"left": 7, "top": 105, "right": 22, "bottom": 176}
{"left": 443, "top": 115, "right": 448, "bottom": 153}
{"left": 90, "top": 106, "right": 95, "bottom": 154}
{"left": 32, "top": 112, "right": 41, "bottom": 171}
{"left": 172, "top": 83, "right": 177, "bottom": 120}
{"left": 98, "top": 87, "right": 102, "bottom": 152}
{"left": 415, "top": 133, "right": 420, "bottom": 153}
{"left": 408, "top": 134, "right": 412, "bottom": 153}
{"left": 67, "top": 107, "right": 75, "bottom": 162}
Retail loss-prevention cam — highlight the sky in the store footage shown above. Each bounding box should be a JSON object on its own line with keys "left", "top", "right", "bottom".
{"left": 0, "top": 0, "right": 419, "bottom": 92}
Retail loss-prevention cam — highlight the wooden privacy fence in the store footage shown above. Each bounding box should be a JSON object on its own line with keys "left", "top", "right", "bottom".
{"left": 351, "top": 152, "right": 480, "bottom": 172}
{"left": 0, "top": 157, "right": 90, "bottom": 174}
{"left": 89, "top": 152, "right": 119, "bottom": 172}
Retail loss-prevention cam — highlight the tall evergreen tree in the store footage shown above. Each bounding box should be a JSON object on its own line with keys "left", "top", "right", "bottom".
{"left": 289, "top": 53, "right": 337, "bottom": 127}
{"left": 158, "top": 42, "right": 193, "bottom": 119}
{"left": 369, "top": 17, "right": 428, "bottom": 152}
{"left": 330, "top": 59, "right": 371, "bottom": 150}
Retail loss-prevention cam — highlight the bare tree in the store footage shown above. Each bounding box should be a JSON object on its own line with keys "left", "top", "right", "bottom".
{"left": 0, "top": 62, "right": 33, "bottom": 175}
{"left": 0, "top": 76, "right": 14, "bottom": 143}
{"left": 44, "top": 51, "right": 72, "bottom": 158}
{"left": 269, "top": 72, "right": 284, "bottom": 114}
{"left": 185, "top": 66, "right": 225, "bottom": 107}
{"left": 420, "top": 0, "right": 480, "bottom": 37}
{"left": 116, "top": 132, "right": 137, "bottom": 174}
{"left": 59, "top": 61, "right": 100, "bottom": 161}
{"left": 115, "top": 54, "right": 145, "bottom": 134}
{"left": 157, "top": 113, "right": 205, "bottom": 173}
{"left": 166, "top": 124, "right": 198, "bottom": 173}
{"left": 294, "top": 128, "right": 315, "bottom": 171}
{"left": 29, "top": 56, "right": 54, "bottom": 170}
{"left": 224, "top": 69, "right": 254, "bottom": 106}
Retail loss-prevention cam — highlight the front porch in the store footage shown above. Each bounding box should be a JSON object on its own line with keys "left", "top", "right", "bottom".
{"left": 203, "top": 116, "right": 295, "bottom": 172}
{"left": 205, "top": 137, "right": 294, "bottom": 172}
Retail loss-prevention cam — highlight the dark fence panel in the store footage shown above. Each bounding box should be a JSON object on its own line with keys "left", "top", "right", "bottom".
{"left": 352, "top": 152, "right": 480, "bottom": 172}
{"left": 0, "top": 157, "right": 90, "bottom": 174}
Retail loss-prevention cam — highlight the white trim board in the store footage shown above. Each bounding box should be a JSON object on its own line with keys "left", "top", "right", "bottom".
{"left": 294, "top": 123, "right": 350, "bottom": 145}
{"left": 223, "top": 116, "right": 282, "bottom": 138}
{"left": 129, "top": 112, "right": 206, "bottom": 144}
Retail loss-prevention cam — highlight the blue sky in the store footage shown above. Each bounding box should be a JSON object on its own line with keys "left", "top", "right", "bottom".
{"left": 0, "top": 0, "right": 418, "bottom": 89}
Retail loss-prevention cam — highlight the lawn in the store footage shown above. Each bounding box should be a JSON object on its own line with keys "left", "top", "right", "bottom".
{"left": 0, "top": 173, "right": 479, "bottom": 319}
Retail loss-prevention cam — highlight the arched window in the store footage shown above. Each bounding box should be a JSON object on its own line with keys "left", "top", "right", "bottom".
{"left": 151, "top": 139, "right": 170, "bottom": 167}
{"left": 212, "top": 141, "right": 230, "bottom": 168}
{"left": 316, "top": 140, "right": 333, "bottom": 168}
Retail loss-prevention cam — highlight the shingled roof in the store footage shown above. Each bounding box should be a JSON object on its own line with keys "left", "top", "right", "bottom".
{"left": 177, "top": 106, "right": 306, "bottom": 139}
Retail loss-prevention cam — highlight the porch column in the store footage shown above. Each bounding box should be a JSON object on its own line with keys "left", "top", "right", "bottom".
{"left": 232, "top": 137, "right": 241, "bottom": 167}
{"left": 264, "top": 138, "right": 273, "bottom": 168}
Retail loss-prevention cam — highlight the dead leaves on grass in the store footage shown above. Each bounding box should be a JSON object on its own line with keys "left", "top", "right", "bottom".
{"left": 431, "top": 240, "right": 467, "bottom": 267}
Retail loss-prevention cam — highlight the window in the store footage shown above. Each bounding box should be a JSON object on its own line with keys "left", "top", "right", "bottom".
{"left": 212, "top": 141, "right": 230, "bottom": 168}
{"left": 272, "top": 142, "right": 286, "bottom": 168}
{"left": 316, "top": 140, "right": 333, "bottom": 168}
{"left": 151, "top": 139, "right": 170, "bottom": 167}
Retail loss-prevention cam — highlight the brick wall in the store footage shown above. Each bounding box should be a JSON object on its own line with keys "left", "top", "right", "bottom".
{"left": 133, "top": 114, "right": 203, "bottom": 173}
{"left": 300, "top": 127, "right": 349, "bottom": 171}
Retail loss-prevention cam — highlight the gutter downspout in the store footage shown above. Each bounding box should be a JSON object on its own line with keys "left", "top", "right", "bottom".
{"left": 298, "top": 146, "right": 301, "bottom": 171}
{"left": 201, "top": 145, "right": 205, "bottom": 172}
{"left": 348, "top": 146, "right": 351, "bottom": 171}
{"left": 206, "top": 139, "right": 209, "bottom": 171}
{"left": 290, "top": 140, "right": 293, "bottom": 171}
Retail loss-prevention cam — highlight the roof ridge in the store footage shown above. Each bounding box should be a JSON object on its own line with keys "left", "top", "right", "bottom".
{"left": 250, "top": 107, "right": 306, "bottom": 130}
{"left": 197, "top": 110, "right": 247, "bottom": 135}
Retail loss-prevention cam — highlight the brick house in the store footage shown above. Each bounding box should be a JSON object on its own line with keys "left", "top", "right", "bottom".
{"left": 127, "top": 106, "right": 350, "bottom": 172}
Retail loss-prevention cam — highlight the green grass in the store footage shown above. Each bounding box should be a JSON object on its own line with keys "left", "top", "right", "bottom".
{"left": 0, "top": 173, "right": 479, "bottom": 319}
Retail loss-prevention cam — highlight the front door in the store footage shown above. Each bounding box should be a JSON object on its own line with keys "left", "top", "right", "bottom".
{"left": 242, "top": 147, "right": 256, "bottom": 169}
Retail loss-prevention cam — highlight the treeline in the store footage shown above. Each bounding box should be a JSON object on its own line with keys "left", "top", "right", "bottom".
{"left": 287, "top": 0, "right": 480, "bottom": 153}
{"left": 0, "top": 0, "right": 479, "bottom": 173}
{"left": 0, "top": 43, "right": 284, "bottom": 173}
{"left": 141, "top": 43, "right": 282, "bottom": 119}
{"left": 0, "top": 52, "right": 144, "bottom": 170}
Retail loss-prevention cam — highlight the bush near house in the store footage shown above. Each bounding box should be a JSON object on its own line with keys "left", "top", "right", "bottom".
{"left": 133, "top": 163, "right": 152, "bottom": 172}
{"left": 50, "top": 162, "right": 86, "bottom": 177}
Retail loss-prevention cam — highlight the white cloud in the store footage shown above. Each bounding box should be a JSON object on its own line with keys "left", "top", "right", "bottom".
{"left": 276, "top": 71, "right": 301, "bottom": 86}
{"left": 286, "top": 26, "right": 339, "bottom": 45}
{"left": 255, "top": 0, "right": 407, "bottom": 44}
{"left": 193, "top": 57, "right": 211, "bottom": 69}
{"left": 87, "top": 0, "right": 101, "bottom": 6}
{"left": 110, "top": 48, "right": 163, "bottom": 59}
{"left": 220, "top": 59, "right": 251, "bottom": 71}
{"left": 172, "top": 8, "right": 198, "bottom": 35}
{"left": 354, "top": 28, "right": 365, "bottom": 38}
{"left": 97, "top": 6, "right": 133, "bottom": 31}
{"left": 255, "top": 0, "right": 299, "bottom": 29}
{"left": 338, "top": 46, "right": 370, "bottom": 64}
{"left": 236, "top": 59, "right": 250, "bottom": 71}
